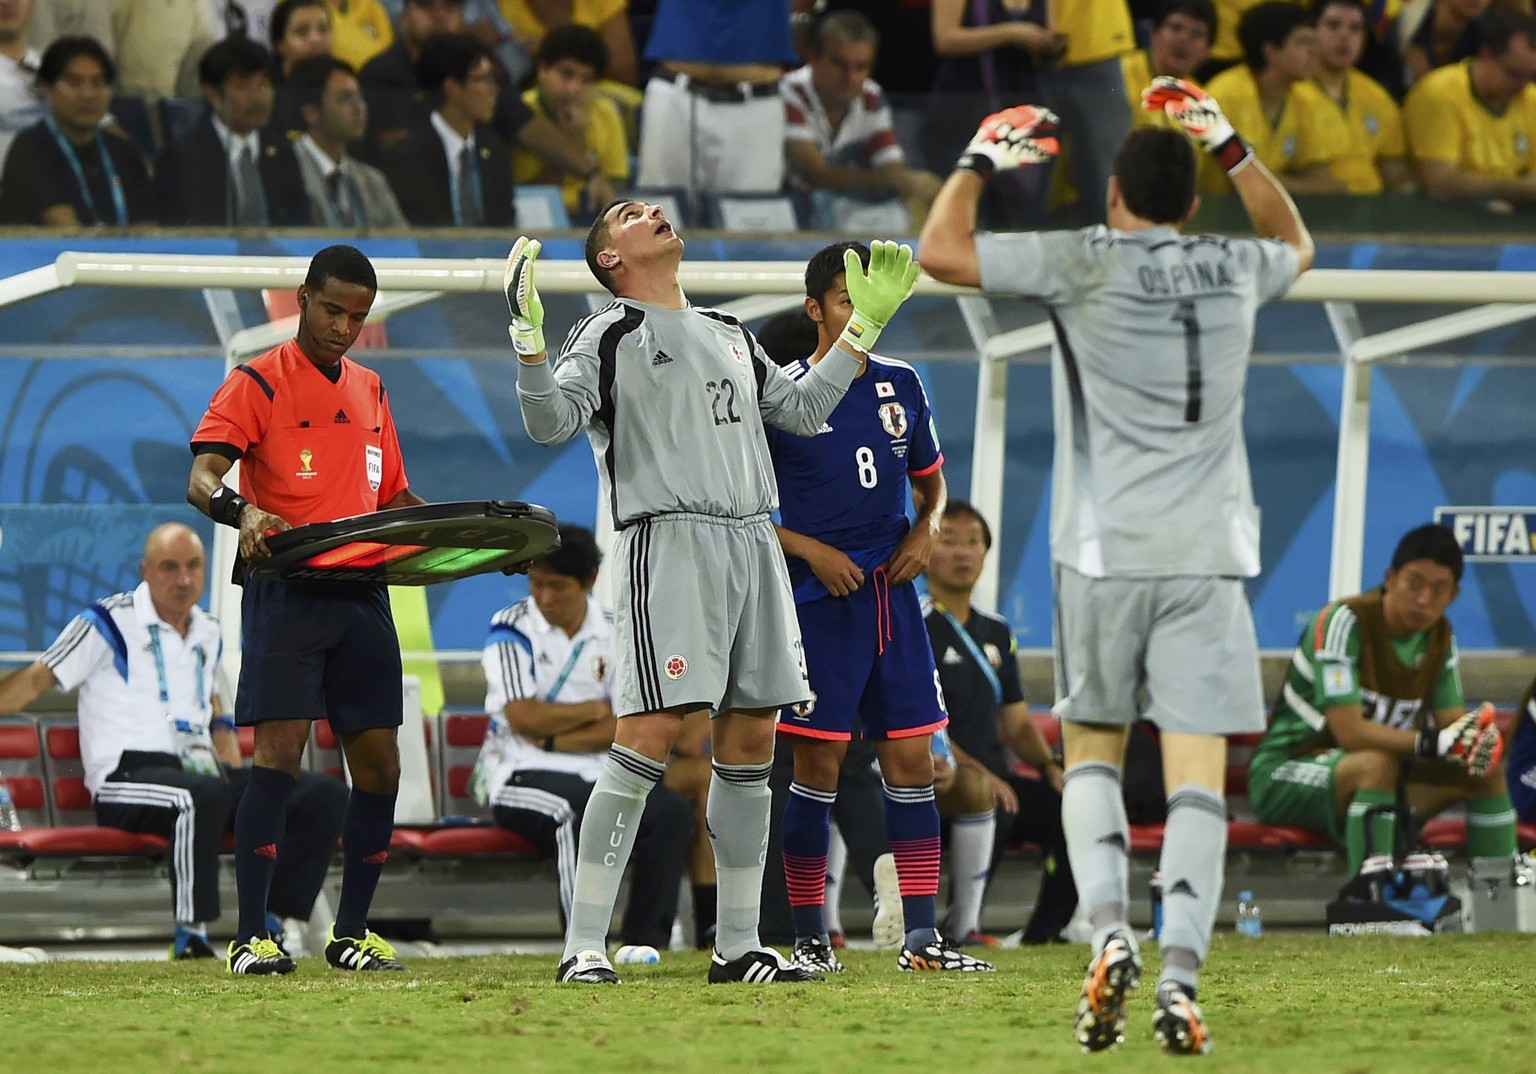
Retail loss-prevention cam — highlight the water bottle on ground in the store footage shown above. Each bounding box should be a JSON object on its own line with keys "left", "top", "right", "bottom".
{"left": 0, "top": 776, "right": 21, "bottom": 832}
{"left": 1235, "top": 889, "right": 1263, "bottom": 937}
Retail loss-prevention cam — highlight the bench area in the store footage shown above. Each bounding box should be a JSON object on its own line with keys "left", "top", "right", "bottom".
{"left": 0, "top": 707, "right": 1530, "bottom": 943}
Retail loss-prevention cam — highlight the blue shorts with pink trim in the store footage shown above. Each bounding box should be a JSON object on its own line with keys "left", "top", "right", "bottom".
{"left": 777, "top": 573, "right": 947, "bottom": 742}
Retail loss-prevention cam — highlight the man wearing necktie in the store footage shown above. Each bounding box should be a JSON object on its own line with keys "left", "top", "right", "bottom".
{"left": 291, "top": 54, "right": 406, "bottom": 229}
{"left": 379, "top": 33, "right": 512, "bottom": 228}
{"left": 155, "top": 36, "right": 311, "bottom": 227}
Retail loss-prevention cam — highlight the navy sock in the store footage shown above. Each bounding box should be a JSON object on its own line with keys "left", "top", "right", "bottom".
{"left": 883, "top": 781, "right": 940, "bottom": 943}
{"left": 334, "top": 787, "right": 396, "bottom": 939}
{"left": 233, "top": 765, "right": 296, "bottom": 944}
{"left": 782, "top": 781, "right": 836, "bottom": 942}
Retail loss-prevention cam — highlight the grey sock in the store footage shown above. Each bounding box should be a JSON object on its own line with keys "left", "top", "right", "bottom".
{"left": 561, "top": 745, "right": 664, "bottom": 962}
{"left": 1157, "top": 784, "right": 1228, "bottom": 990}
{"left": 1062, "top": 761, "right": 1130, "bottom": 950}
{"left": 708, "top": 760, "right": 773, "bottom": 961}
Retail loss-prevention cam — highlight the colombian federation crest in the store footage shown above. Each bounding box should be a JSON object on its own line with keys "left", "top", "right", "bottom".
{"left": 664, "top": 654, "right": 688, "bottom": 680}
{"left": 1363, "top": 113, "right": 1379, "bottom": 136}
{"left": 878, "top": 401, "right": 908, "bottom": 438}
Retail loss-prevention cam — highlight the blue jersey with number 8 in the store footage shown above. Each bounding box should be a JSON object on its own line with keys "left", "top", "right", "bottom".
{"left": 767, "top": 353, "right": 942, "bottom": 603}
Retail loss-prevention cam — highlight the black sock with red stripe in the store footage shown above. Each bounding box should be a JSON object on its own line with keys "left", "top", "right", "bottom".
{"left": 234, "top": 764, "right": 296, "bottom": 944}
{"left": 334, "top": 787, "right": 396, "bottom": 938}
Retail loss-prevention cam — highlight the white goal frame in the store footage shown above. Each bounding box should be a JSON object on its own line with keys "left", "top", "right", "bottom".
{"left": 1, "top": 250, "right": 1533, "bottom": 668}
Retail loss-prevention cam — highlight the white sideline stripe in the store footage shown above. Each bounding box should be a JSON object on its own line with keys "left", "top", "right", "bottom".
{"left": 93, "top": 782, "right": 197, "bottom": 924}
{"left": 492, "top": 785, "right": 577, "bottom": 918}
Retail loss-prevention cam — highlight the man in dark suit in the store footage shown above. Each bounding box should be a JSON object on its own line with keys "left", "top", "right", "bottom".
{"left": 379, "top": 33, "right": 512, "bottom": 228}
{"left": 156, "top": 36, "right": 312, "bottom": 227}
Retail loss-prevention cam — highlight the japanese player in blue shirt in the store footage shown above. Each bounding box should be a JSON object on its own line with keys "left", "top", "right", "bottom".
{"left": 765, "top": 241, "right": 993, "bottom": 975}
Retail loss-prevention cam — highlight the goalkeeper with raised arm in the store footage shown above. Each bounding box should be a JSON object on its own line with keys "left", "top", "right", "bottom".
{"left": 504, "top": 202, "right": 921, "bottom": 985}
{"left": 919, "top": 80, "right": 1313, "bottom": 1054}
{"left": 1250, "top": 523, "right": 1511, "bottom": 882}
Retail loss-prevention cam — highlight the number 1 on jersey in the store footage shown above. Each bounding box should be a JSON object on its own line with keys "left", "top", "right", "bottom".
{"left": 1172, "top": 300, "right": 1202, "bottom": 423}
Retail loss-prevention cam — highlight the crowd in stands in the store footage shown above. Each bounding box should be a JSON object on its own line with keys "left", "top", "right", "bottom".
{"left": 0, "top": 0, "right": 1530, "bottom": 229}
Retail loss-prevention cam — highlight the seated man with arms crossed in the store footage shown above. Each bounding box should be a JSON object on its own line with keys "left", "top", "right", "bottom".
{"left": 473, "top": 525, "right": 693, "bottom": 955}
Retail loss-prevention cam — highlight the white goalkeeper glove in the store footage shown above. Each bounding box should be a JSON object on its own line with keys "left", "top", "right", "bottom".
{"left": 1417, "top": 701, "right": 1504, "bottom": 777}
{"left": 956, "top": 104, "right": 1060, "bottom": 180}
{"left": 1141, "top": 76, "right": 1254, "bottom": 175}
{"left": 504, "top": 235, "right": 545, "bottom": 357}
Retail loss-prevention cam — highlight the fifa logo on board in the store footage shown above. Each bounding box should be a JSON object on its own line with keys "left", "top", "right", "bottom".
{"left": 1433, "top": 507, "right": 1536, "bottom": 560}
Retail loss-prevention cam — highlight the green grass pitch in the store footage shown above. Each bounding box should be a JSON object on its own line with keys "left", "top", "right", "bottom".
{"left": 0, "top": 937, "right": 1531, "bottom": 1074}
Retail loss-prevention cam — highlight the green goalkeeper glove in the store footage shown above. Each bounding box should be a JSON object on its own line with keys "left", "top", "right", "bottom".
{"left": 504, "top": 235, "right": 545, "bottom": 357}
{"left": 839, "top": 240, "right": 920, "bottom": 354}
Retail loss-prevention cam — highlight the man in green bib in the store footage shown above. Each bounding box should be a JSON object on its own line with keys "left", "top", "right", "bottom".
{"left": 1249, "top": 524, "right": 1512, "bottom": 877}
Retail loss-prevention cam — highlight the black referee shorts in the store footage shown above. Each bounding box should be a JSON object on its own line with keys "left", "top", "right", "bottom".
{"left": 236, "top": 575, "right": 403, "bottom": 733}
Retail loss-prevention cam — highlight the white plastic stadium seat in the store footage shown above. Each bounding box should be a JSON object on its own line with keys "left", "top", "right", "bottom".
{"left": 513, "top": 185, "right": 573, "bottom": 230}
{"left": 811, "top": 191, "right": 912, "bottom": 233}
{"left": 706, "top": 193, "right": 800, "bottom": 233}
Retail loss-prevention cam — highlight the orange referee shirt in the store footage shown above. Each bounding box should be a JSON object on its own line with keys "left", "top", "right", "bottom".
{"left": 191, "top": 340, "right": 409, "bottom": 526}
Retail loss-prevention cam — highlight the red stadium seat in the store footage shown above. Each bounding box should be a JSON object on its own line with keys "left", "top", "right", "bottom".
{"left": 41, "top": 721, "right": 96, "bottom": 827}
{"left": 17, "top": 827, "right": 167, "bottom": 857}
{"left": 416, "top": 826, "right": 536, "bottom": 858}
{"left": 1032, "top": 710, "right": 1060, "bottom": 748}
{"left": 441, "top": 713, "right": 492, "bottom": 820}
{"left": 0, "top": 717, "right": 49, "bottom": 828}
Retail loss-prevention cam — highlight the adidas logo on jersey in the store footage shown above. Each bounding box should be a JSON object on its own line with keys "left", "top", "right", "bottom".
{"left": 816, "top": 422, "right": 834, "bottom": 435}
{"left": 942, "top": 647, "right": 964, "bottom": 665}
{"left": 652, "top": 349, "right": 673, "bottom": 366}
{"left": 334, "top": 409, "right": 351, "bottom": 424}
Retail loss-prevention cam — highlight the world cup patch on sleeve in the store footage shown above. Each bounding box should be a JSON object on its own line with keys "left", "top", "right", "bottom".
{"left": 1321, "top": 663, "right": 1354, "bottom": 698}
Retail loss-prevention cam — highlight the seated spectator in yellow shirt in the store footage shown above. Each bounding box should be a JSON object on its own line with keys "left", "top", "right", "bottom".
{"left": 1404, "top": 10, "right": 1536, "bottom": 209}
{"left": 1123, "top": 0, "right": 1218, "bottom": 129}
{"left": 1311, "top": 0, "right": 1414, "bottom": 192}
{"left": 1204, "top": 1, "right": 1344, "bottom": 191}
{"left": 512, "top": 25, "right": 624, "bottom": 221}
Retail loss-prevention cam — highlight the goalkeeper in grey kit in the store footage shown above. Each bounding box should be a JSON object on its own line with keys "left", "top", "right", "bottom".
{"left": 504, "top": 201, "right": 921, "bottom": 985}
{"left": 921, "top": 80, "right": 1313, "bottom": 1054}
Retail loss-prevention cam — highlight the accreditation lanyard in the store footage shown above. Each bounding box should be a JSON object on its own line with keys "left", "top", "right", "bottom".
{"left": 937, "top": 604, "right": 1003, "bottom": 707}
{"left": 147, "top": 623, "right": 207, "bottom": 715}
{"left": 543, "top": 639, "right": 587, "bottom": 702}
{"left": 44, "top": 115, "right": 128, "bottom": 225}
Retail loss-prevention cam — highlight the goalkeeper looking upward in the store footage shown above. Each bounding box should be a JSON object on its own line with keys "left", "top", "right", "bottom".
{"left": 505, "top": 204, "right": 921, "bottom": 985}
{"left": 1250, "top": 523, "right": 1511, "bottom": 883}
{"left": 919, "top": 82, "right": 1312, "bottom": 1055}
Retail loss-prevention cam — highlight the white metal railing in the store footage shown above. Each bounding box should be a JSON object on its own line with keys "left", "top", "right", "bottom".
{"left": 0, "top": 251, "right": 1532, "bottom": 661}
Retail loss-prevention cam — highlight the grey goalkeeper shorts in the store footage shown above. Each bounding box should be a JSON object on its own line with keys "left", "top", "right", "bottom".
{"left": 1052, "top": 564, "right": 1265, "bottom": 736}
{"left": 612, "top": 512, "right": 811, "bottom": 717}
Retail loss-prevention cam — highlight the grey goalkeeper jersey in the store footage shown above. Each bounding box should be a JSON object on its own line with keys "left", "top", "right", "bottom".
{"left": 517, "top": 297, "right": 860, "bottom": 527}
{"left": 977, "top": 224, "right": 1299, "bottom": 578}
